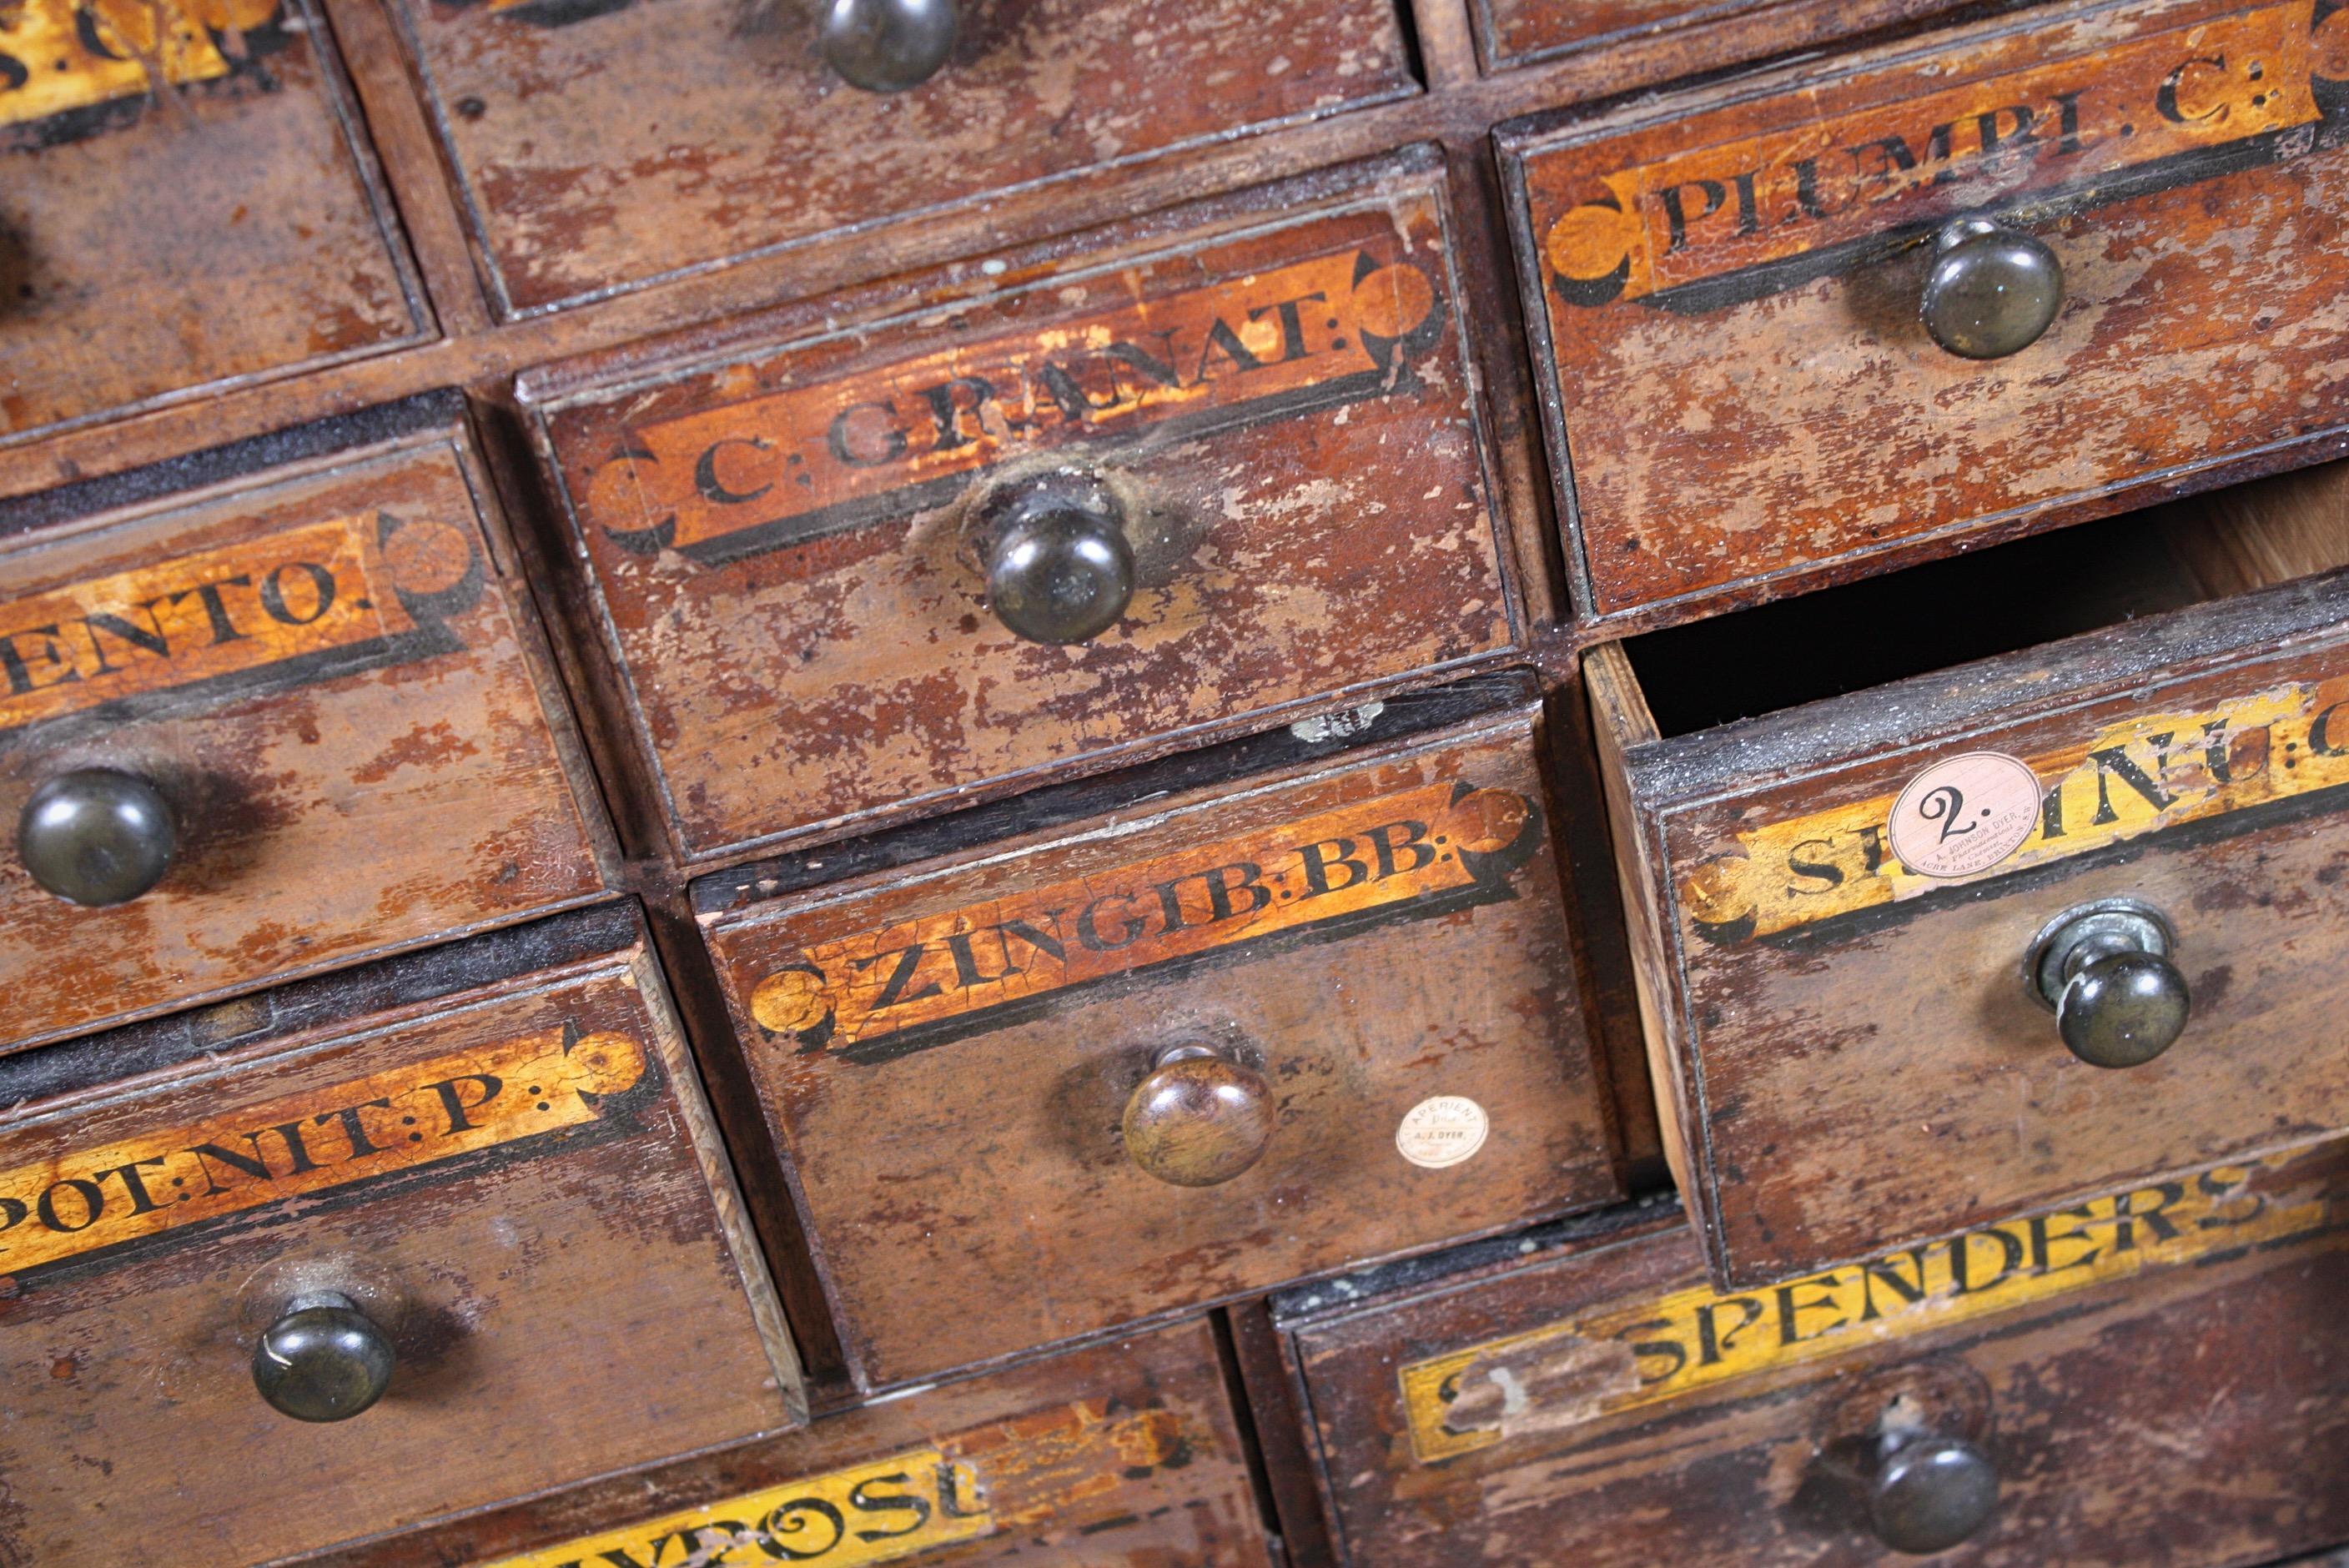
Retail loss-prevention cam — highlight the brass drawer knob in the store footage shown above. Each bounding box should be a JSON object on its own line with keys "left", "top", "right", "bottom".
{"left": 981, "top": 470, "right": 1136, "bottom": 646}
{"left": 1920, "top": 219, "right": 2063, "bottom": 359}
{"left": 820, "top": 0, "right": 958, "bottom": 93}
{"left": 18, "top": 768, "right": 177, "bottom": 907}
{"left": 1871, "top": 1429, "right": 1999, "bottom": 1555}
{"left": 2029, "top": 899, "right": 2191, "bottom": 1069}
{"left": 251, "top": 1292, "right": 395, "bottom": 1423}
{"left": 1122, "top": 1043, "right": 1275, "bottom": 1188}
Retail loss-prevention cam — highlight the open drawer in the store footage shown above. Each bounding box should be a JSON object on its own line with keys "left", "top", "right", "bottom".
{"left": 1588, "top": 465, "right": 2349, "bottom": 1288}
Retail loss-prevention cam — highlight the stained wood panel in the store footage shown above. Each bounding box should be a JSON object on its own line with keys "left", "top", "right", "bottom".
{"left": 0, "top": 0, "right": 428, "bottom": 442}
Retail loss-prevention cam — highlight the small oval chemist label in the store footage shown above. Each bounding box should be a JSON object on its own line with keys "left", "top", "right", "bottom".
{"left": 1889, "top": 751, "right": 2041, "bottom": 878}
{"left": 1397, "top": 1096, "right": 1489, "bottom": 1169}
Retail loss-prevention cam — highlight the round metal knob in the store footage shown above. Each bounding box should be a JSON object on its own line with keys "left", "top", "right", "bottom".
{"left": 18, "top": 768, "right": 176, "bottom": 907}
{"left": 1871, "top": 1433, "right": 1999, "bottom": 1555}
{"left": 1920, "top": 219, "right": 2063, "bottom": 359}
{"left": 819, "top": 0, "right": 957, "bottom": 93}
{"left": 251, "top": 1292, "right": 395, "bottom": 1423}
{"left": 1122, "top": 1044, "right": 1275, "bottom": 1188}
{"left": 983, "top": 471, "right": 1135, "bottom": 646}
{"left": 2030, "top": 899, "right": 2191, "bottom": 1069}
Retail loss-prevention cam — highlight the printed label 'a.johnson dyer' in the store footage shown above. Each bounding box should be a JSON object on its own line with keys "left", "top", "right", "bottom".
{"left": 1, "top": 0, "right": 293, "bottom": 150}
{"left": 0, "top": 510, "right": 487, "bottom": 744}
{"left": 0, "top": 1022, "right": 650, "bottom": 1289}
{"left": 577, "top": 239, "right": 1450, "bottom": 567}
{"left": 1527, "top": 1, "right": 2346, "bottom": 312}
{"left": 746, "top": 778, "right": 1542, "bottom": 1064}
{"left": 1678, "top": 677, "right": 2349, "bottom": 946}
{"left": 1400, "top": 1157, "right": 2336, "bottom": 1464}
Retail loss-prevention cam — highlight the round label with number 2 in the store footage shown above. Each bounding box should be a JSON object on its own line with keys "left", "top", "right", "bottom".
{"left": 1889, "top": 751, "right": 2042, "bottom": 878}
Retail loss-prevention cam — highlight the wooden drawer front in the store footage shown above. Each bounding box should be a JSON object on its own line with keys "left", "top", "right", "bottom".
{"left": 1285, "top": 1146, "right": 2349, "bottom": 1565}
{"left": 1502, "top": 0, "right": 2349, "bottom": 626}
{"left": 1592, "top": 569, "right": 2349, "bottom": 1288}
{"left": 0, "top": 398, "right": 611, "bottom": 1053}
{"left": 387, "top": 0, "right": 1414, "bottom": 317}
{"left": 0, "top": 908, "right": 801, "bottom": 1567}
{"left": 1472, "top": 0, "right": 1967, "bottom": 73}
{"left": 705, "top": 705, "right": 1618, "bottom": 1389}
{"left": 529, "top": 153, "right": 1514, "bottom": 863}
{"left": 307, "top": 1318, "right": 1271, "bottom": 1568}
{"left": 0, "top": 0, "right": 425, "bottom": 442}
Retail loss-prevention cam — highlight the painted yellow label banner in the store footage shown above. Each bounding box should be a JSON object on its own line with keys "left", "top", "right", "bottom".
{"left": 581, "top": 243, "right": 1445, "bottom": 562}
{"left": 1679, "top": 679, "right": 2349, "bottom": 945}
{"left": 0, "top": 1025, "right": 646, "bottom": 1279}
{"left": 1533, "top": 3, "right": 2327, "bottom": 305}
{"left": 479, "top": 1448, "right": 993, "bottom": 1568}
{"left": 0, "top": 0, "right": 282, "bottom": 130}
{"left": 747, "top": 778, "right": 1541, "bottom": 1062}
{"left": 1401, "top": 1160, "right": 2331, "bottom": 1464}
{"left": 0, "top": 510, "right": 482, "bottom": 735}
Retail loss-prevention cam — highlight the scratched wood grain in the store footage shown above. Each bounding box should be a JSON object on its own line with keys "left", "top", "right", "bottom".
{"left": 1589, "top": 558, "right": 2349, "bottom": 1289}
{"left": 0, "top": 409, "right": 612, "bottom": 1053}
{"left": 526, "top": 152, "right": 1517, "bottom": 864}
{"left": 0, "top": 0, "right": 427, "bottom": 444}
{"left": 1280, "top": 1141, "right": 2349, "bottom": 1565}
{"left": 1501, "top": 0, "right": 2349, "bottom": 627}
{"left": 702, "top": 706, "right": 1619, "bottom": 1390}
{"left": 0, "top": 920, "right": 802, "bottom": 1568}
{"left": 301, "top": 1317, "right": 1270, "bottom": 1568}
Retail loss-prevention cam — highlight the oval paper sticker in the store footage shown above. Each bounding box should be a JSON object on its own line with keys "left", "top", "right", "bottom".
{"left": 1397, "top": 1096, "right": 1489, "bottom": 1169}
{"left": 1889, "top": 751, "right": 2041, "bottom": 878}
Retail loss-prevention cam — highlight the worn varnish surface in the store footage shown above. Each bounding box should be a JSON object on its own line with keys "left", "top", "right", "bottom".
{"left": 0, "top": 0, "right": 426, "bottom": 443}
{"left": 1590, "top": 565, "right": 2349, "bottom": 1287}
{"left": 1471, "top": 0, "right": 1968, "bottom": 73}
{"left": 0, "top": 917, "right": 801, "bottom": 1567}
{"left": 304, "top": 1318, "right": 1269, "bottom": 1568}
{"left": 386, "top": 0, "right": 1415, "bottom": 316}
{"left": 703, "top": 706, "right": 1619, "bottom": 1390}
{"left": 0, "top": 406, "right": 611, "bottom": 1053}
{"left": 1504, "top": 0, "right": 2349, "bottom": 626}
{"left": 528, "top": 153, "right": 1517, "bottom": 864}
{"left": 1281, "top": 1143, "right": 2349, "bottom": 1565}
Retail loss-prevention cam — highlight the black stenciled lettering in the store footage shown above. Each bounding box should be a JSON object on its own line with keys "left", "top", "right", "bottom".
{"left": 1193, "top": 318, "right": 1267, "bottom": 380}
{"left": 1785, "top": 838, "right": 1845, "bottom": 895}
{"left": 1858, "top": 1252, "right": 1930, "bottom": 1321}
{"left": 1152, "top": 877, "right": 1194, "bottom": 937}
{"left": 1365, "top": 820, "right": 1438, "bottom": 881}
{"left": 761, "top": 1497, "right": 847, "bottom": 1559}
{"left": 1075, "top": 892, "right": 1147, "bottom": 952}
{"left": 421, "top": 1074, "right": 502, "bottom": 1136}
{"left": 1621, "top": 1317, "right": 1690, "bottom": 1385}
{"left": 1296, "top": 837, "right": 1369, "bottom": 898}
{"left": 936, "top": 1459, "right": 987, "bottom": 1519}
{"left": 847, "top": 1472, "right": 934, "bottom": 1540}
{"left": 918, "top": 377, "right": 997, "bottom": 451}
{"left": 0, "top": 52, "right": 28, "bottom": 93}
{"left": 863, "top": 942, "right": 943, "bottom": 1012}
{"left": 168, "top": 575, "right": 253, "bottom": 646}
{"left": 2027, "top": 1207, "right": 2105, "bottom": 1275}
{"left": 0, "top": 1196, "right": 26, "bottom": 1249}
{"left": 2202, "top": 716, "right": 2271, "bottom": 784}
{"left": 1247, "top": 291, "right": 1330, "bottom": 363}
{"left": 1693, "top": 1297, "right": 1765, "bottom": 1366}
{"left": 186, "top": 1142, "right": 273, "bottom": 1198}
{"left": 2310, "top": 701, "right": 2349, "bottom": 757}
{"left": 314, "top": 1099, "right": 396, "bottom": 1159}
{"left": 694, "top": 437, "right": 776, "bottom": 506}
{"left": 2159, "top": 55, "right": 2230, "bottom": 124}
{"left": 259, "top": 562, "right": 337, "bottom": 627}
{"left": 2052, "top": 90, "right": 2086, "bottom": 154}
{"left": 1948, "top": 1225, "right": 2026, "bottom": 1294}
{"left": 2195, "top": 1167, "right": 2267, "bottom": 1229}
{"left": 0, "top": 626, "right": 81, "bottom": 697}
{"left": 36, "top": 1178, "right": 105, "bottom": 1234}
{"left": 2110, "top": 1182, "right": 2187, "bottom": 1249}
{"left": 996, "top": 917, "right": 1064, "bottom": 967}
{"left": 1974, "top": 104, "right": 2039, "bottom": 158}
{"left": 247, "top": 1120, "right": 323, "bottom": 1176}
{"left": 1774, "top": 1274, "right": 1846, "bottom": 1346}
{"left": 826, "top": 402, "right": 910, "bottom": 468}
{"left": 1658, "top": 179, "right": 1728, "bottom": 253}
{"left": 1198, "top": 862, "right": 1272, "bottom": 922}
{"left": 2087, "top": 745, "right": 2177, "bottom": 824}
{"left": 95, "top": 1156, "right": 171, "bottom": 1215}
{"left": 82, "top": 608, "right": 171, "bottom": 674}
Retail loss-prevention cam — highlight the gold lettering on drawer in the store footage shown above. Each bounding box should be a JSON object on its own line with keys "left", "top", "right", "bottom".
{"left": 580, "top": 244, "right": 1448, "bottom": 565}
{"left": 480, "top": 1448, "right": 993, "bottom": 1568}
{"left": 1677, "top": 677, "right": 2349, "bottom": 945}
{"left": 1398, "top": 1159, "right": 2331, "bottom": 1464}
{"left": 0, "top": 510, "right": 487, "bottom": 739}
{"left": 746, "top": 778, "right": 1544, "bottom": 1063}
{"left": 0, "top": 0, "right": 286, "bottom": 136}
{"left": 0, "top": 1024, "right": 648, "bottom": 1283}
{"left": 1532, "top": 3, "right": 2336, "bottom": 311}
